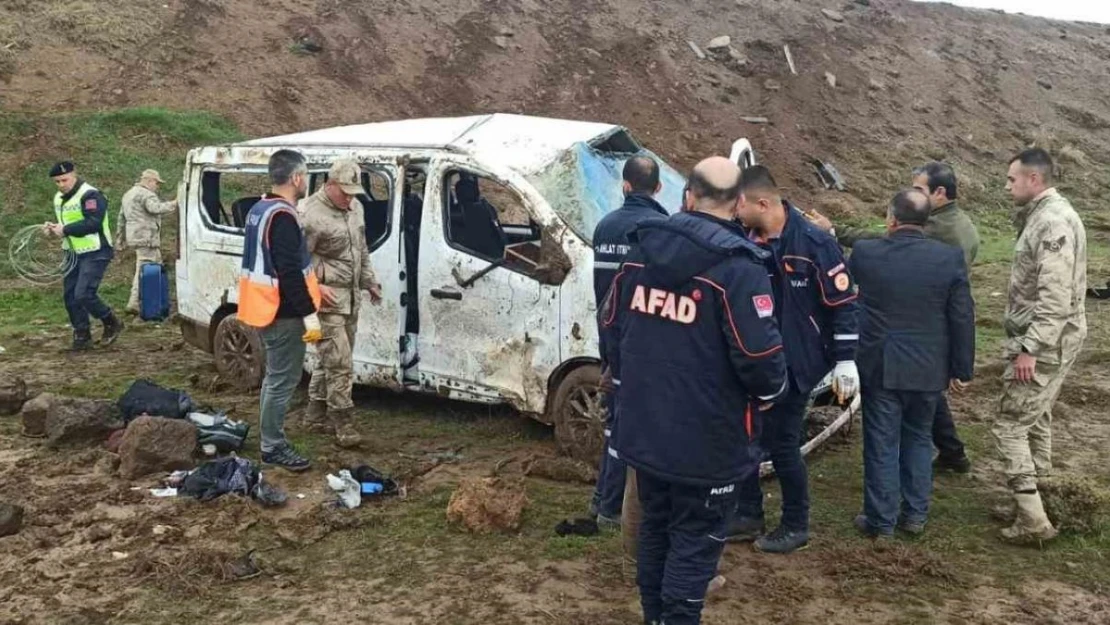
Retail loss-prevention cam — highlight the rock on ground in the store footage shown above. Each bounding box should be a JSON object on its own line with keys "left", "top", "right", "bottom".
{"left": 20, "top": 393, "right": 53, "bottom": 438}
{"left": 0, "top": 376, "right": 28, "bottom": 415}
{"left": 524, "top": 455, "right": 598, "bottom": 484}
{"left": 118, "top": 416, "right": 198, "bottom": 480}
{"left": 45, "top": 397, "right": 124, "bottom": 447}
{"left": 0, "top": 502, "right": 24, "bottom": 537}
{"left": 446, "top": 477, "right": 528, "bottom": 533}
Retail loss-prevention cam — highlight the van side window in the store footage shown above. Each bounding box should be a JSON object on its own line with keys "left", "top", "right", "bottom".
{"left": 199, "top": 171, "right": 270, "bottom": 232}
{"left": 442, "top": 170, "right": 567, "bottom": 285}
{"left": 309, "top": 167, "right": 394, "bottom": 253}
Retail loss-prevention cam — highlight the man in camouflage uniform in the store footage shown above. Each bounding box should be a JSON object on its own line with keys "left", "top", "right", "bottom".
{"left": 117, "top": 169, "right": 177, "bottom": 314}
{"left": 810, "top": 162, "right": 980, "bottom": 472}
{"left": 300, "top": 159, "right": 382, "bottom": 448}
{"left": 995, "top": 148, "right": 1087, "bottom": 542}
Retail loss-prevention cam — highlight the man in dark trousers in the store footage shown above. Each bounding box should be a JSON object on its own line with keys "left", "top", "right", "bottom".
{"left": 848, "top": 189, "right": 975, "bottom": 537}
{"left": 601, "top": 156, "right": 787, "bottom": 625}
{"left": 44, "top": 161, "right": 124, "bottom": 351}
{"left": 589, "top": 156, "right": 669, "bottom": 529}
{"left": 810, "top": 162, "right": 979, "bottom": 473}
{"left": 728, "top": 165, "right": 860, "bottom": 554}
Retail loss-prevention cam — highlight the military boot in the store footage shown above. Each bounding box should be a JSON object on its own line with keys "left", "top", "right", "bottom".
{"left": 328, "top": 407, "right": 363, "bottom": 449}
{"left": 101, "top": 313, "right": 125, "bottom": 346}
{"left": 302, "top": 400, "right": 330, "bottom": 434}
{"left": 1000, "top": 492, "right": 1058, "bottom": 543}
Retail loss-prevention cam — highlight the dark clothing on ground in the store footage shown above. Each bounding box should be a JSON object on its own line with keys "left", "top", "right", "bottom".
{"left": 736, "top": 386, "right": 810, "bottom": 531}
{"left": 264, "top": 197, "right": 315, "bottom": 320}
{"left": 63, "top": 248, "right": 113, "bottom": 335}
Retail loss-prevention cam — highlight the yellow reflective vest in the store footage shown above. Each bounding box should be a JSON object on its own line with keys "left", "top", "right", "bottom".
{"left": 54, "top": 182, "right": 113, "bottom": 254}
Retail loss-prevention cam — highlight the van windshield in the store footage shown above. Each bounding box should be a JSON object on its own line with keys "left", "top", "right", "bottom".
{"left": 527, "top": 142, "right": 685, "bottom": 244}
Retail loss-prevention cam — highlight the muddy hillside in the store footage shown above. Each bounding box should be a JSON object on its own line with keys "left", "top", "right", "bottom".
{"left": 3, "top": 0, "right": 1110, "bottom": 212}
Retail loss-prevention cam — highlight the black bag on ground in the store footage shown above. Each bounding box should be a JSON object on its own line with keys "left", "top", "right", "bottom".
{"left": 349, "top": 464, "right": 400, "bottom": 496}
{"left": 118, "top": 379, "right": 195, "bottom": 424}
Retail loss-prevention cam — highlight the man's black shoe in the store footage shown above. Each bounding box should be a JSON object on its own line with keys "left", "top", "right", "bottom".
{"left": 933, "top": 454, "right": 971, "bottom": 474}
{"left": 261, "top": 444, "right": 311, "bottom": 473}
{"left": 101, "top": 313, "right": 125, "bottom": 346}
{"left": 725, "top": 515, "right": 766, "bottom": 543}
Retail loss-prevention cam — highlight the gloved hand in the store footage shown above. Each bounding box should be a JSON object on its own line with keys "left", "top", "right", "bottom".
{"left": 302, "top": 313, "right": 322, "bottom": 343}
{"left": 832, "top": 360, "right": 860, "bottom": 404}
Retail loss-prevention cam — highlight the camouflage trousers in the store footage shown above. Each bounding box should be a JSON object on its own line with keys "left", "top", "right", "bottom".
{"left": 992, "top": 351, "right": 1079, "bottom": 493}
{"left": 308, "top": 313, "right": 357, "bottom": 411}
{"left": 127, "top": 246, "right": 162, "bottom": 312}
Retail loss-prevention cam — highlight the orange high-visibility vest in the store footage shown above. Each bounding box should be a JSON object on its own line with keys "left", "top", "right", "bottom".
{"left": 238, "top": 197, "right": 321, "bottom": 328}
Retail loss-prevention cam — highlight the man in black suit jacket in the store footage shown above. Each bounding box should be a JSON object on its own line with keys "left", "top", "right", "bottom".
{"left": 848, "top": 189, "right": 975, "bottom": 537}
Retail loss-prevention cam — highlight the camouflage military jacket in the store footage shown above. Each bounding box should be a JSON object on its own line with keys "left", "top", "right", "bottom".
{"left": 118, "top": 185, "right": 176, "bottom": 249}
{"left": 301, "top": 190, "right": 378, "bottom": 316}
{"left": 1004, "top": 189, "right": 1087, "bottom": 363}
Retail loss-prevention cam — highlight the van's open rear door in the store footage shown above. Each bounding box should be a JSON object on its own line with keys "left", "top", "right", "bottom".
{"left": 729, "top": 139, "right": 756, "bottom": 170}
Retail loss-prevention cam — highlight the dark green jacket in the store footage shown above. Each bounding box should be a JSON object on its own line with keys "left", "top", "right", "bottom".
{"left": 837, "top": 202, "right": 979, "bottom": 267}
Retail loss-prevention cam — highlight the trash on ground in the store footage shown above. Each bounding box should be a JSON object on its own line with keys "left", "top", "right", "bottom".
{"left": 117, "top": 379, "right": 195, "bottom": 424}
{"left": 111, "top": 551, "right": 129, "bottom": 560}
{"left": 188, "top": 412, "right": 249, "bottom": 453}
{"left": 554, "top": 517, "right": 600, "bottom": 537}
{"left": 810, "top": 158, "right": 847, "bottom": 191}
{"left": 349, "top": 464, "right": 400, "bottom": 497}
{"left": 326, "top": 470, "right": 361, "bottom": 509}
{"left": 150, "top": 487, "right": 178, "bottom": 497}
{"left": 178, "top": 456, "right": 286, "bottom": 506}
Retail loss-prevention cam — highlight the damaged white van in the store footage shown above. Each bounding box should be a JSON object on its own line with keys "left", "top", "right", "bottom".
{"left": 175, "top": 114, "right": 850, "bottom": 464}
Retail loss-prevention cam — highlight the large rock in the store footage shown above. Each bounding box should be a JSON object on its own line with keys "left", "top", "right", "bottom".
{"left": 45, "top": 397, "right": 124, "bottom": 447}
{"left": 0, "top": 376, "right": 28, "bottom": 415}
{"left": 118, "top": 416, "right": 198, "bottom": 480}
{"left": 0, "top": 502, "right": 24, "bottom": 537}
{"left": 20, "top": 393, "right": 54, "bottom": 438}
{"left": 446, "top": 477, "right": 528, "bottom": 533}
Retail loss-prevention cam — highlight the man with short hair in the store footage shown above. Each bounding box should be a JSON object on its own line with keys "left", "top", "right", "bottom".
{"left": 43, "top": 161, "right": 124, "bottom": 351}
{"left": 994, "top": 148, "right": 1086, "bottom": 541}
{"left": 728, "top": 165, "right": 860, "bottom": 554}
{"left": 238, "top": 149, "right": 322, "bottom": 472}
{"left": 589, "top": 155, "right": 669, "bottom": 530}
{"left": 118, "top": 169, "right": 178, "bottom": 315}
{"left": 811, "top": 162, "right": 980, "bottom": 473}
{"left": 300, "top": 159, "right": 383, "bottom": 448}
{"left": 602, "top": 156, "right": 786, "bottom": 625}
{"left": 848, "top": 189, "right": 975, "bottom": 538}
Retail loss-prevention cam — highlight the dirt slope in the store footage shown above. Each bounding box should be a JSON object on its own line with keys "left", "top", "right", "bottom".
{"left": 3, "top": 0, "right": 1110, "bottom": 213}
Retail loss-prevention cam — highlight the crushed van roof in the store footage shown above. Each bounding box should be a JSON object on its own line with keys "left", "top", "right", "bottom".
{"left": 236, "top": 114, "right": 624, "bottom": 175}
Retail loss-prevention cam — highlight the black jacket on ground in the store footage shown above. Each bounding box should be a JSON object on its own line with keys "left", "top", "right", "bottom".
{"left": 848, "top": 228, "right": 975, "bottom": 392}
{"left": 601, "top": 211, "right": 787, "bottom": 487}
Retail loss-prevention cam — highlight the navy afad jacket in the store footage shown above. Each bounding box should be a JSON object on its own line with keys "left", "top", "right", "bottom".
{"left": 743, "top": 201, "right": 859, "bottom": 393}
{"left": 592, "top": 192, "right": 670, "bottom": 307}
{"left": 600, "top": 211, "right": 788, "bottom": 487}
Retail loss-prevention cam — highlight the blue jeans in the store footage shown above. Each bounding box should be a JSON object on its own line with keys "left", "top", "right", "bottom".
{"left": 861, "top": 386, "right": 940, "bottom": 533}
{"left": 259, "top": 317, "right": 306, "bottom": 453}
{"left": 736, "top": 388, "right": 810, "bottom": 531}
{"left": 637, "top": 471, "right": 738, "bottom": 625}
{"left": 63, "top": 249, "right": 114, "bottom": 334}
{"left": 591, "top": 393, "right": 625, "bottom": 518}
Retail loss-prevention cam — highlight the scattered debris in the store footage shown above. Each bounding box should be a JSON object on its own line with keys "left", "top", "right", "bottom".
{"left": 784, "top": 45, "right": 797, "bottom": 74}
{"left": 763, "top": 78, "right": 782, "bottom": 91}
{"left": 0, "top": 375, "right": 27, "bottom": 415}
{"left": 150, "top": 487, "right": 178, "bottom": 498}
{"left": 112, "top": 551, "right": 130, "bottom": 561}
{"left": 822, "top": 9, "right": 845, "bottom": 23}
{"left": 825, "top": 72, "right": 838, "bottom": 88}
{"left": 555, "top": 517, "right": 599, "bottom": 537}
{"left": 45, "top": 397, "right": 124, "bottom": 448}
{"left": 1037, "top": 78, "right": 1053, "bottom": 90}
{"left": 447, "top": 477, "right": 528, "bottom": 533}
{"left": 118, "top": 379, "right": 195, "bottom": 424}
{"left": 741, "top": 116, "right": 770, "bottom": 124}
{"left": 326, "top": 470, "right": 362, "bottom": 509}
{"left": 811, "top": 159, "right": 848, "bottom": 191}
{"left": 152, "top": 524, "right": 172, "bottom": 536}
{"left": 687, "top": 41, "right": 707, "bottom": 60}
{"left": 0, "top": 502, "right": 24, "bottom": 537}
{"left": 291, "top": 35, "right": 323, "bottom": 55}
{"left": 178, "top": 456, "right": 286, "bottom": 506}
{"left": 525, "top": 455, "right": 598, "bottom": 484}
{"left": 706, "top": 35, "right": 732, "bottom": 51}
{"left": 118, "top": 416, "right": 198, "bottom": 480}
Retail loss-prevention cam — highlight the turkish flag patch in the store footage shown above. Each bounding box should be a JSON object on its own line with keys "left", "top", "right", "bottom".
{"left": 752, "top": 294, "right": 774, "bottom": 319}
{"left": 84, "top": 199, "right": 99, "bottom": 211}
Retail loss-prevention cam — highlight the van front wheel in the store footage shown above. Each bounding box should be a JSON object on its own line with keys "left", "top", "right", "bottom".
{"left": 551, "top": 364, "right": 607, "bottom": 467}
{"left": 213, "top": 314, "right": 265, "bottom": 391}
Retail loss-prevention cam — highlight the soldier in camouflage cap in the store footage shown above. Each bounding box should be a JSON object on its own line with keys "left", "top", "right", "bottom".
{"left": 994, "top": 148, "right": 1087, "bottom": 542}
{"left": 118, "top": 169, "right": 177, "bottom": 314}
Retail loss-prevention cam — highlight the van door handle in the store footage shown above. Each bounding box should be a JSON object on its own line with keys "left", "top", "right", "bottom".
{"left": 431, "top": 288, "right": 462, "bottom": 301}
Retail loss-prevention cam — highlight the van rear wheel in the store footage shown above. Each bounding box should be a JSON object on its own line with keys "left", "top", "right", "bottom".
{"left": 213, "top": 314, "right": 265, "bottom": 391}
{"left": 551, "top": 364, "right": 607, "bottom": 466}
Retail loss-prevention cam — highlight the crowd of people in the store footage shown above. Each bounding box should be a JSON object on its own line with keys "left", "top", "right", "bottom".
{"left": 40, "top": 143, "right": 1088, "bottom": 625}
{"left": 590, "top": 148, "right": 1086, "bottom": 625}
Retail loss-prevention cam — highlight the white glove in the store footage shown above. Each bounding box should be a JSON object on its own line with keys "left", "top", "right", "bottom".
{"left": 832, "top": 361, "right": 860, "bottom": 404}
{"left": 302, "top": 313, "right": 322, "bottom": 343}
